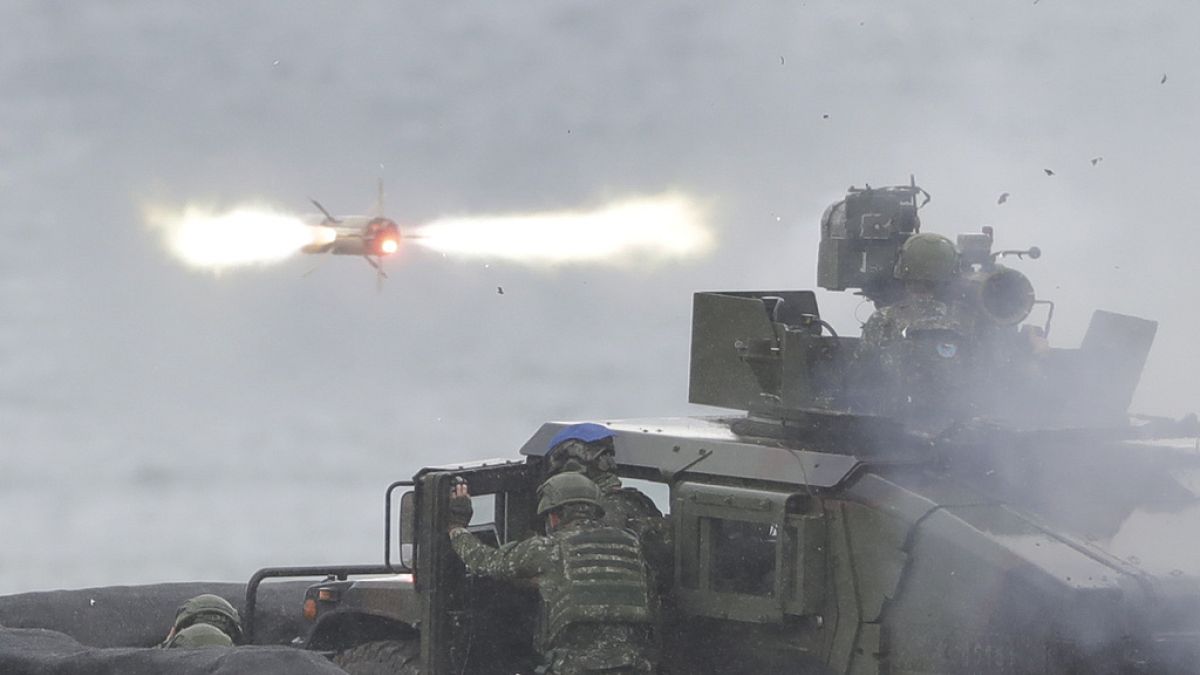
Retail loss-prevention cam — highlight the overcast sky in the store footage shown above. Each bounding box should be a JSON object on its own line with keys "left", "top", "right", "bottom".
{"left": 2, "top": 1, "right": 1198, "bottom": 592}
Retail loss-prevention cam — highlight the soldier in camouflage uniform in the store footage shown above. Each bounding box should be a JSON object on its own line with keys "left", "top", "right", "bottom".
{"left": 857, "top": 232, "right": 968, "bottom": 419}
{"left": 164, "top": 622, "right": 234, "bottom": 648}
{"left": 160, "top": 593, "right": 242, "bottom": 649}
{"left": 448, "top": 472, "right": 657, "bottom": 674}
{"left": 543, "top": 423, "right": 672, "bottom": 589}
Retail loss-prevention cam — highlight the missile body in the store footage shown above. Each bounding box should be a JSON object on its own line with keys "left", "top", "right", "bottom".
{"left": 301, "top": 215, "right": 401, "bottom": 257}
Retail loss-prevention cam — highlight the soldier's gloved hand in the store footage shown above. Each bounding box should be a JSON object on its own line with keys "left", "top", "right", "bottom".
{"left": 447, "top": 479, "right": 473, "bottom": 530}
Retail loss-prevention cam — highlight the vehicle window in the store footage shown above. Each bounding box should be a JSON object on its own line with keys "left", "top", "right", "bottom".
{"left": 709, "top": 518, "right": 777, "bottom": 596}
{"left": 456, "top": 495, "right": 502, "bottom": 548}
{"left": 468, "top": 495, "right": 495, "bottom": 526}
{"left": 680, "top": 517, "right": 779, "bottom": 597}
{"left": 623, "top": 478, "right": 670, "bottom": 515}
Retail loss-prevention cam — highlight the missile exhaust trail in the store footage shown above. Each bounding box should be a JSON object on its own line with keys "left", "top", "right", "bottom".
{"left": 409, "top": 194, "right": 711, "bottom": 265}
{"left": 147, "top": 193, "right": 712, "bottom": 271}
{"left": 145, "top": 205, "right": 334, "bottom": 269}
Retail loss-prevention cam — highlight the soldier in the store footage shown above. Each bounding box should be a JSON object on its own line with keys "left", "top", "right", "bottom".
{"left": 542, "top": 423, "right": 672, "bottom": 587}
{"left": 160, "top": 593, "right": 242, "bottom": 649}
{"left": 859, "top": 232, "right": 960, "bottom": 352}
{"left": 448, "top": 472, "right": 656, "bottom": 675}
{"left": 163, "top": 622, "right": 234, "bottom": 648}
{"left": 856, "top": 232, "right": 968, "bottom": 419}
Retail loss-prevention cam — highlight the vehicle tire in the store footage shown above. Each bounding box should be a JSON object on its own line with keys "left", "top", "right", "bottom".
{"left": 331, "top": 638, "right": 422, "bottom": 675}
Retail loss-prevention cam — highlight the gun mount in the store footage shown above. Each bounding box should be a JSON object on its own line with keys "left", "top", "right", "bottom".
{"left": 693, "top": 183, "right": 1159, "bottom": 439}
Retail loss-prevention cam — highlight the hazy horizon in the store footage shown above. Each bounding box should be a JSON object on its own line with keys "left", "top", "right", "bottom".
{"left": 2, "top": 1, "right": 1198, "bottom": 594}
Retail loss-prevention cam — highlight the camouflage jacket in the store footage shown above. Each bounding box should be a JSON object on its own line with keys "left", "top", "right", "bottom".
{"left": 450, "top": 519, "right": 655, "bottom": 673}
{"left": 857, "top": 295, "right": 969, "bottom": 418}
{"left": 859, "top": 295, "right": 955, "bottom": 351}
{"left": 600, "top": 484, "right": 673, "bottom": 590}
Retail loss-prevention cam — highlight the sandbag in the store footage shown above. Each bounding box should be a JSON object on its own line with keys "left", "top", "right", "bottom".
{"left": 0, "top": 627, "right": 347, "bottom": 675}
{"left": 0, "top": 581, "right": 312, "bottom": 647}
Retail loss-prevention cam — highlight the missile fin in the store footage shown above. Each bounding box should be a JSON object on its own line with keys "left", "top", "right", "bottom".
{"left": 309, "top": 198, "right": 341, "bottom": 225}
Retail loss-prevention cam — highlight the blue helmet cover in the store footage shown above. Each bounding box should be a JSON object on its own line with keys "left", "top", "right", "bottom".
{"left": 546, "top": 423, "right": 615, "bottom": 454}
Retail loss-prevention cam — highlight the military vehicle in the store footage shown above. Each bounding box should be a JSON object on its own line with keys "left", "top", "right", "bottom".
{"left": 4, "top": 182, "right": 1198, "bottom": 674}
{"left": 235, "top": 182, "right": 1200, "bottom": 674}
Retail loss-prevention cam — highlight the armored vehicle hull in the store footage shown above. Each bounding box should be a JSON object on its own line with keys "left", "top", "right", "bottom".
{"left": 518, "top": 418, "right": 1200, "bottom": 674}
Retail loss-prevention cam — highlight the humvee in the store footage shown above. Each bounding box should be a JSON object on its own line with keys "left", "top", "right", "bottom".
{"left": 246, "top": 183, "right": 1200, "bottom": 674}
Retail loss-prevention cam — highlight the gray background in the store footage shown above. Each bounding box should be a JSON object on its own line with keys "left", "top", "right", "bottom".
{"left": 1, "top": 1, "right": 1197, "bottom": 594}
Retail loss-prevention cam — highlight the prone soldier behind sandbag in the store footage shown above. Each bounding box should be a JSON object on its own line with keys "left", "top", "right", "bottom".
{"left": 165, "top": 622, "right": 234, "bottom": 648}
{"left": 161, "top": 593, "right": 242, "bottom": 649}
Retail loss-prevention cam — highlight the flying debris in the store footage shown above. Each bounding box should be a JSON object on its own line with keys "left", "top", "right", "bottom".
{"left": 997, "top": 192, "right": 1010, "bottom": 205}
{"left": 1161, "top": 73, "right": 1168, "bottom": 84}
{"left": 1043, "top": 168, "right": 1055, "bottom": 176}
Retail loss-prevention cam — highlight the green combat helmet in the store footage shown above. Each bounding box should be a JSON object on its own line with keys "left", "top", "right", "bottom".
{"left": 894, "top": 232, "right": 958, "bottom": 282}
{"left": 165, "top": 622, "right": 234, "bottom": 649}
{"left": 536, "top": 472, "right": 605, "bottom": 516}
{"left": 170, "top": 594, "right": 243, "bottom": 643}
{"left": 544, "top": 423, "right": 619, "bottom": 488}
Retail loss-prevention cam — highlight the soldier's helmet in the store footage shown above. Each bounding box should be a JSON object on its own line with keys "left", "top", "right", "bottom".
{"left": 544, "top": 423, "right": 617, "bottom": 476}
{"left": 536, "top": 471, "right": 605, "bottom": 516}
{"left": 172, "top": 594, "right": 243, "bottom": 642}
{"left": 545, "top": 423, "right": 615, "bottom": 454}
{"left": 166, "top": 622, "right": 234, "bottom": 649}
{"left": 894, "top": 232, "right": 958, "bottom": 282}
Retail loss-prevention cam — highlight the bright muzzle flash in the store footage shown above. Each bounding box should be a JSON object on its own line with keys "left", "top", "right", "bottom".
{"left": 411, "top": 194, "right": 712, "bottom": 265}
{"left": 147, "top": 205, "right": 334, "bottom": 270}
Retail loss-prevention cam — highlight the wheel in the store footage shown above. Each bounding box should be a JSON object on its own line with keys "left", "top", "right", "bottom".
{"left": 331, "top": 638, "right": 422, "bottom": 675}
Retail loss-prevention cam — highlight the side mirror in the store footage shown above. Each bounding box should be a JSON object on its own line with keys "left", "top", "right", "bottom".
{"left": 399, "top": 490, "right": 416, "bottom": 569}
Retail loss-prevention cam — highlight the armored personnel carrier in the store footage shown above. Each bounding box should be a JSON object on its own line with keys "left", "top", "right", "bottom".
{"left": 4, "top": 183, "right": 1199, "bottom": 674}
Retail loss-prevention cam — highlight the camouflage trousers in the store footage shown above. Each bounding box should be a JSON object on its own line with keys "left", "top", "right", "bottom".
{"left": 539, "top": 623, "right": 656, "bottom": 675}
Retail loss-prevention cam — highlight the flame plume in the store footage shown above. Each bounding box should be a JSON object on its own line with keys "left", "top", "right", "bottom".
{"left": 412, "top": 194, "right": 712, "bottom": 265}
{"left": 146, "top": 205, "right": 334, "bottom": 270}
